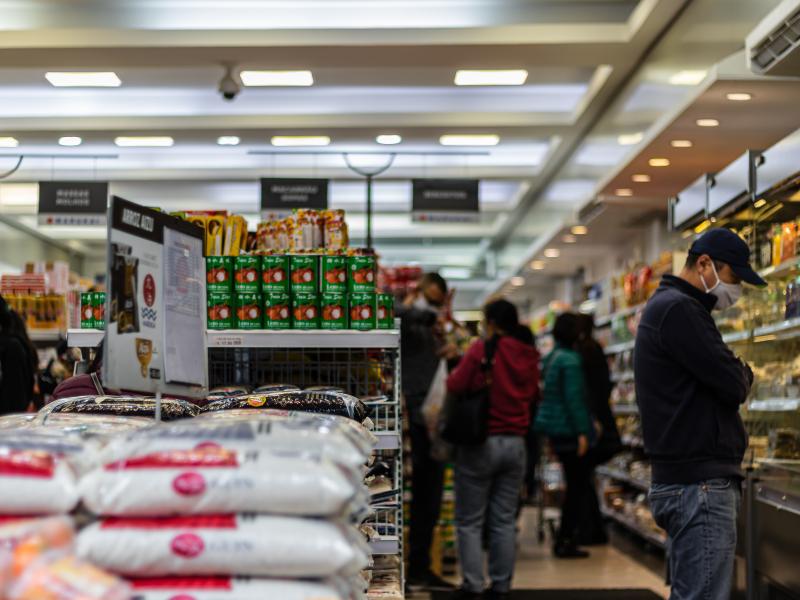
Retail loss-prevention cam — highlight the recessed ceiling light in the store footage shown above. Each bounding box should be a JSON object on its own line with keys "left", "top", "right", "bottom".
{"left": 45, "top": 71, "right": 121, "bottom": 87}
{"left": 376, "top": 134, "right": 402, "bottom": 145}
{"left": 114, "top": 136, "right": 174, "bottom": 147}
{"left": 0, "top": 137, "right": 19, "bottom": 148}
{"left": 753, "top": 198, "right": 767, "bottom": 208}
{"left": 439, "top": 134, "right": 500, "bottom": 146}
{"left": 530, "top": 260, "right": 546, "bottom": 270}
{"left": 696, "top": 118, "right": 719, "bottom": 127}
{"left": 58, "top": 136, "right": 82, "bottom": 147}
{"left": 454, "top": 69, "right": 528, "bottom": 86}
{"left": 726, "top": 92, "right": 751, "bottom": 101}
{"left": 571, "top": 225, "right": 588, "bottom": 235}
{"left": 615, "top": 188, "right": 633, "bottom": 197}
{"left": 217, "top": 136, "right": 241, "bottom": 146}
{"left": 669, "top": 70, "right": 707, "bottom": 86}
{"left": 240, "top": 70, "right": 314, "bottom": 86}
{"left": 562, "top": 234, "right": 577, "bottom": 243}
{"left": 632, "top": 174, "right": 650, "bottom": 183}
{"left": 671, "top": 139, "right": 693, "bottom": 148}
{"left": 271, "top": 135, "right": 331, "bottom": 147}
{"left": 544, "top": 248, "right": 560, "bottom": 258}
{"left": 510, "top": 276, "right": 525, "bottom": 287}
{"left": 617, "top": 132, "right": 643, "bottom": 146}
{"left": 649, "top": 157, "right": 670, "bottom": 167}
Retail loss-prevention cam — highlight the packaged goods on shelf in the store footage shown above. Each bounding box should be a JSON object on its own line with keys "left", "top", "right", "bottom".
{"left": 129, "top": 576, "right": 356, "bottom": 600}
{"left": 80, "top": 291, "right": 106, "bottom": 329}
{"left": 201, "top": 390, "right": 370, "bottom": 423}
{"left": 257, "top": 209, "right": 348, "bottom": 253}
{"left": 177, "top": 212, "right": 248, "bottom": 257}
{"left": 234, "top": 292, "right": 262, "bottom": 329}
{"left": 253, "top": 383, "right": 299, "bottom": 393}
{"left": 2, "top": 288, "right": 67, "bottom": 332}
{"left": 40, "top": 396, "right": 201, "bottom": 421}
{"left": 261, "top": 254, "right": 290, "bottom": 292}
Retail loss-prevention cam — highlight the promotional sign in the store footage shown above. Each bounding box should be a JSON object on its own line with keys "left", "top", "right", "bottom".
{"left": 103, "top": 196, "right": 207, "bottom": 399}
{"left": 411, "top": 179, "right": 480, "bottom": 223}
{"left": 38, "top": 181, "right": 108, "bottom": 225}
{"left": 260, "top": 178, "right": 328, "bottom": 217}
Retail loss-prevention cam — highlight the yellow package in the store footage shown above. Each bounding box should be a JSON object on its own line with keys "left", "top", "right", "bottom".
{"left": 224, "top": 215, "right": 247, "bottom": 256}
{"left": 206, "top": 215, "right": 226, "bottom": 256}
{"left": 187, "top": 215, "right": 207, "bottom": 239}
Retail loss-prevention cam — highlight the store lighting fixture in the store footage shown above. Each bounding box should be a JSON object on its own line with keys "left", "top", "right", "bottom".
{"left": 376, "top": 134, "right": 402, "bottom": 145}
{"left": 45, "top": 71, "right": 121, "bottom": 87}
{"left": 530, "top": 260, "right": 545, "bottom": 270}
{"left": 668, "top": 70, "right": 707, "bottom": 86}
{"left": 271, "top": 135, "right": 331, "bottom": 147}
{"left": 114, "top": 136, "right": 174, "bottom": 147}
{"left": 726, "top": 92, "right": 752, "bottom": 101}
{"left": 562, "top": 234, "right": 577, "bottom": 243}
{"left": 671, "top": 139, "right": 693, "bottom": 148}
{"left": 0, "top": 137, "right": 19, "bottom": 147}
{"left": 240, "top": 70, "right": 314, "bottom": 86}
{"left": 649, "top": 157, "right": 670, "bottom": 167}
{"left": 754, "top": 198, "right": 767, "bottom": 208}
{"left": 632, "top": 174, "right": 650, "bottom": 182}
{"left": 617, "top": 132, "right": 643, "bottom": 146}
{"left": 543, "top": 248, "right": 560, "bottom": 258}
{"left": 615, "top": 188, "right": 633, "bottom": 197}
{"left": 217, "top": 136, "right": 241, "bottom": 146}
{"left": 454, "top": 69, "right": 528, "bottom": 86}
{"left": 58, "top": 136, "right": 82, "bottom": 147}
{"left": 570, "top": 225, "right": 588, "bottom": 235}
{"left": 696, "top": 118, "right": 719, "bottom": 127}
{"left": 694, "top": 219, "right": 712, "bottom": 234}
{"left": 510, "top": 276, "right": 525, "bottom": 287}
{"left": 439, "top": 134, "right": 500, "bottom": 146}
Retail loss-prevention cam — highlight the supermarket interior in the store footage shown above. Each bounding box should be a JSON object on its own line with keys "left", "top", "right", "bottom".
{"left": 2, "top": 1, "right": 800, "bottom": 599}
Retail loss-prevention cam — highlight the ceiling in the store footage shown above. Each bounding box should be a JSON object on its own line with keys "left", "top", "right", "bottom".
{"left": 0, "top": 0, "right": 791, "bottom": 310}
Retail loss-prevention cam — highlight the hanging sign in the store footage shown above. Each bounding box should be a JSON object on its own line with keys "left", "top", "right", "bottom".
{"left": 260, "top": 178, "right": 329, "bottom": 217}
{"left": 412, "top": 179, "right": 480, "bottom": 223}
{"left": 38, "top": 181, "right": 109, "bottom": 225}
{"left": 103, "top": 196, "right": 207, "bottom": 399}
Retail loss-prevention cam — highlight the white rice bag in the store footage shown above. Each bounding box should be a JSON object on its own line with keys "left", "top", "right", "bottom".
{"left": 129, "top": 576, "right": 353, "bottom": 600}
{"left": 80, "top": 446, "right": 366, "bottom": 518}
{"left": 77, "top": 515, "right": 370, "bottom": 578}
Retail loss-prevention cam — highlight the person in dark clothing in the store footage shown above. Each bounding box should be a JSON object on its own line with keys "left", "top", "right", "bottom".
{"left": 51, "top": 338, "right": 106, "bottom": 401}
{"left": 447, "top": 299, "right": 539, "bottom": 600}
{"left": 635, "top": 228, "right": 763, "bottom": 600}
{"left": 0, "top": 295, "right": 34, "bottom": 415}
{"left": 397, "top": 272, "right": 455, "bottom": 592}
{"left": 7, "top": 309, "right": 40, "bottom": 409}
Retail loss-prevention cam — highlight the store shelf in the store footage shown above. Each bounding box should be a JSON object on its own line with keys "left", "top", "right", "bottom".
{"left": 604, "top": 340, "right": 635, "bottom": 355}
{"left": 601, "top": 507, "right": 665, "bottom": 550}
{"left": 748, "top": 398, "right": 800, "bottom": 412}
{"left": 758, "top": 256, "right": 800, "bottom": 280}
{"left": 612, "top": 404, "right": 639, "bottom": 416}
{"left": 374, "top": 431, "right": 400, "bottom": 451}
{"left": 207, "top": 329, "right": 400, "bottom": 349}
{"left": 369, "top": 535, "right": 400, "bottom": 555}
{"left": 721, "top": 330, "right": 751, "bottom": 344}
{"left": 753, "top": 317, "right": 800, "bottom": 340}
{"left": 67, "top": 328, "right": 104, "bottom": 347}
{"left": 595, "top": 303, "right": 645, "bottom": 328}
{"left": 28, "top": 329, "right": 63, "bottom": 343}
{"left": 611, "top": 371, "right": 634, "bottom": 383}
{"left": 596, "top": 466, "right": 650, "bottom": 492}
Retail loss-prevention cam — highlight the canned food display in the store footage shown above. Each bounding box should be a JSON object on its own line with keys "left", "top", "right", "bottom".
{"left": 349, "top": 292, "right": 377, "bottom": 331}
{"left": 92, "top": 292, "right": 106, "bottom": 330}
{"left": 206, "top": 256, "right": 233, "bottom": 293}
{"left": 290, "top": 255, "right": 319, "bottom": 294}
{"left": 234, "top": 255, "right": 261, "bottom": 294}
{"left": 377, "top": 293, "right": 394, "bottom": 330}
{"left": 348, "top": 254, "right": 376, "bottom": 293}
{"left": 80, "top": 292, "right": 94, "bottom": 329}
{"left": 235, "top": 292, "right": 263, "bottom": 329}
{"left": 261, "top": 254, "right": 290, "bottom": 293}
{"left": 321, "top": 255, "right": 347, "bottom": 294}
{"left": 207, "top": 292, "right": 234, "bottom": 329}
{"left": 264, "top": 292, "right": 291, "bottom": 329}
{"left": 292, "top": 292, "right": 319, "bottom": 329}
{"left": 320, "top": 293, "right": 347, "bottom": 330}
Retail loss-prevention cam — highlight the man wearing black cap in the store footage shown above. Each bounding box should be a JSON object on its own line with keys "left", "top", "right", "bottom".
{"left": 634, "top": 228, "right": 764, "bottom": 600}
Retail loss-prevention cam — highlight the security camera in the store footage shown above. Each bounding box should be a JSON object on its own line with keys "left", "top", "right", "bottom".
{"left": 218, "top": 65, "right": 241, "bottom": 101}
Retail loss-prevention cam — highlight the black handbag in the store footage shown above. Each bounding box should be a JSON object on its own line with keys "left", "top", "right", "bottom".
{"left": 440, "top": 336, "right": 498, "bottom": 446}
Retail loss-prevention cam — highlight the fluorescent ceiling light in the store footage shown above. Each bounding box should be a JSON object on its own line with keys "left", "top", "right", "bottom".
{"left": 671, "top": 139, "right": 693, "bottom": 148}
{"left": 271, "top": 135, "right": 330, "bottom": 147}
{"left": 45, "top": 71, "right": 121, "bottom": 87}
{"left": 217, "top": 136, "right": 241, "bottom": 146}
{"left": 668, "top": 70, "right": 707, "bottom": 85}
{"left": 58, "top": 136, "right": 82, "bottom": 147}
{"left": 530, "top": 260, "right": 545, "bottom": 270}
{"left": 240, "top": 70, "right": 314, "bottom": 86}
{"left": 615, "top": 188, "right": 633, "bottom": 197}
{"left": 617, "top": 132, "right": 643, "bottom": 146}
{"left": 114, "top": 136, "right": 174, "bottom": 147}
{"left": 0, "top": 137, "right": 19, "bottom": 148}
{"left": 649, "top": 157, "right": 670, "bottom": 167}
{"left": 562, "top": 234, "right": 577, "bottom": 243}
{"left": 454, "top": 69, "right": 528, "bottom": 86}
{"left": 753, "top": 198, "right": 767, "bottom": 208}
{"left": 726, "top": 92, "right": 752, "bottom": 101}
{"left": 376, "top": 134, "right": 402, "bottom": 145}
{"left": 543, "top": 248, "right": 560, "bottom": 258}
{"left": 696, "top": 118, "right": 719, "bottom": 127}
{"left": 510, "top": 276, "right": 525, "bottom": 287}
{"left": 571, "top": 225, "right": 588, "bottom": 235}
{"left": 440, "top": 267, "right": 471, "bottom": 280}
{"left": 439, "top": 134, "right": 499, "bottom": 146}
{"left": 632, "top": 174, "right": 650, "bottom": 182}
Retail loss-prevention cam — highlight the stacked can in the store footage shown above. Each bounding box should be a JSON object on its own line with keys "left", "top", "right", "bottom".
{"left": 80, "top": 292, "right": 106, "bottom": 329}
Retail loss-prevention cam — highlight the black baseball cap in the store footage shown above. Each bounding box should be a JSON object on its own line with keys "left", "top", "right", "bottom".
{"left": 689, "top": 228, "right": 766, "bottom": 287}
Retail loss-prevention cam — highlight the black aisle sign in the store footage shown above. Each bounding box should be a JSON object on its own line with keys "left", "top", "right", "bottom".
{"left": 38, "top": 181, "right": 109, "bottom": 225}
{"left": 260, "top": 178, "right": 329, "bottom": 215}
{"left": 412, "top": 179, "right": 480, "bottom": 223}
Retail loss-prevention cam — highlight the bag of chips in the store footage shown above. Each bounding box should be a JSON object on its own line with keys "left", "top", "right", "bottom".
{"left": 40, "top": 396, "right": 200, "bottom": 421}
{"left": 202, "top": 390, "right": 369, "bottom": 423}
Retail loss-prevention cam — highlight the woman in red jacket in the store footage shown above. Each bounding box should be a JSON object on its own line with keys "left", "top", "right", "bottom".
{"left": 446, "top": 299, "right": 540, "bottom": 600}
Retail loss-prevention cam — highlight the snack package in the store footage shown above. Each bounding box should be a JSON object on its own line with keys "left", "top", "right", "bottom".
{"left": 223, "top": 216, "right": 247, "bottom": 256}
{"left": 78, "top": 515, "right": 370, "bottom": 578}
{"left": 129, "top": 576, "right": 353, "bottom": 600}
{"left": 39, "top": 396, "right": 201, "bottom": 421}
{"left": 0, "top": 516, "right": 75, "bottom": 581}
{"left": 205, "top": 216, "right": 226, "bottom": 257}
{"left": 201, "top": 390, "right": 369, "bottom": 422}
{"left": 253, "top": 384, "right": 299, "bottom": 393}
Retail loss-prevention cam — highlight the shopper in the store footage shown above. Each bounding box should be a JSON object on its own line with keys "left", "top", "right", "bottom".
{"left": 534, "top": 312, "right": 593, "bottom": 559}
{"left": 7, "top": 309, "right": 41, "bottom": 409}
{"left": 446, "top": 299, "right": 539, "bottom": 599}
{"left": 635, "top": 228, "right": 762, "bottom": 600}
{"left": 0, "top": 295, "right": 35, "bottom": 414}
{"left": 51, "top": 338, "right": 106, "bottom": 400}
{"left": 397, "top": 272, "right": 455, "bottom": 592}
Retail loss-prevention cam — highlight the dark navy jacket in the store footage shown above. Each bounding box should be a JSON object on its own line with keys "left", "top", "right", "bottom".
{"left": 634, "top": 275, "right": 750, "bottom": 484}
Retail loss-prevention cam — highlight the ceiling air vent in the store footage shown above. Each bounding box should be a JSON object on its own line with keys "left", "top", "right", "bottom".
{"left": 746, "top": 0, "right": 800, "bottom": 75}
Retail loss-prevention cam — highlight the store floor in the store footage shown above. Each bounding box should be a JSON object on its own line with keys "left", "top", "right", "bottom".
{"left": 410, "top": 508, "right": 669, "bottom": 599}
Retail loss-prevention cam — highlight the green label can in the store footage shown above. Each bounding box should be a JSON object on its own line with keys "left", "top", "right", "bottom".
{"left": 92, "top": 291, "right": 106, "bottom": 330}
{"left": 207, "top": 292, "right": 233, "bottom": 329}
{"left": 350, "top": 292, "right": 377, "bottom": 330}
{"left": 80, "top": 292, "right": 94, "bottom": 329}
{"left": 292, "top": 292, "right": 320, "bottom": 329}
{"left": 261, "top": 254, "right": 290, "bottom": 293}
{"left": 320, "top": 292, "right": 347, "bottom": 330}
{"left": 377, "top": 293, "right": 394, "bottom": 330}
{"left": 234, "top": 255, "right": 261, "bottom": 294}
{"left": 348, "top": 254, "right": 377, "bottom": 293}
{"left": 235, "top": 292, "right": 263, "bottom": 329}
{"left": 321, "top": 255, "right": 348, "bottom": 294}
{"left": 206, "top": 256, "right": 233, "bottom": 293}
{"left": 290, "top": 255, "right": 319, "bottom": 293}
{"left": 264, "top": 291, "right": 291, "bottom": 329}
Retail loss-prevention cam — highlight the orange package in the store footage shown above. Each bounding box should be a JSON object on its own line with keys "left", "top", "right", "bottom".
{"left": 0, "top": 516, "right": 75, "bottom": 582}
{"left": 8, "top": 553, "right": 130, "bottom": 600}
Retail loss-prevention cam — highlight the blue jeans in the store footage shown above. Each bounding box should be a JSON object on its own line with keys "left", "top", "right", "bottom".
{"left": 649, "top": 478, "right": 741, "bottom": 600}
{"left": 455, "top": 435, "right": 525, "bottom": 593}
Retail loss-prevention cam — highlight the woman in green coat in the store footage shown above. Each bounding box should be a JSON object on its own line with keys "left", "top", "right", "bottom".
{"left": 535, "top": 312, "right": 593, "bottom": 558}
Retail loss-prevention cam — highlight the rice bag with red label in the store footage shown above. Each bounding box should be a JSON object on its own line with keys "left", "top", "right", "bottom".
{"left": 77, "top": 515, "right": 370, "bottom": 578}
{"left": 129, "top": 576, "right": 353, "bottom": 600}
{"left": 201, "top": 390, "right": 369, "bottom": 422}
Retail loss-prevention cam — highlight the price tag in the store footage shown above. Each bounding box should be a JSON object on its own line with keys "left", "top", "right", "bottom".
{"left": 213, "top": 335, "right": 244, "bottom": 347}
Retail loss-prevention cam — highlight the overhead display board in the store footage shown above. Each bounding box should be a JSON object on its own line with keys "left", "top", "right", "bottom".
{"left": 411, "top": 178, "right": 480, "bottom": 223}
{"left": 708, "top": 152, "right": 755, "bottom": 215}
{"left": 260, "top": 178, "right": 329, "bottom": 217}
{"left": 38, "top": 181, "right": 108, "bottom": 225}
{"left": 672, "top": 174, "right": 710, "bottom": 230}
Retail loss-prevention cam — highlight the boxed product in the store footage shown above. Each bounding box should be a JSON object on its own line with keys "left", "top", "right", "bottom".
{"left": 348, "top": 255, "right": 376, "bottom": 293}
{"left": 264, "top": 292, "right": 291, "bottom": 329}
{"left": 207, "top": 292, "right": 233, "bottom": 330}
{"left": 233, "top": 256, "right": 261, "bottom": 294}
{"left": 321, "top": 255, "right": 348, "bottom": 294}
{"left": 290, "top": 255, "right": 319, "bottom": 293}
{"left": 206, "top": 257, "right": 233, "bottom": 293}
{"left": 350, "top": 293, "right": 376, "bottom": 331}
{"left": 376, "top": 293, "right": 394, "bottom": 330}
{"left": 321, "top": 292, "right": 347, "bottom": 330}
{"left": 292, "top": 292, "right": 319, "bottom": 329}
{"left": 261, "top": 254, "right": 289, "bottom": 293}
{"left": 235, "top": 293, "right": 262, "bottom": 329}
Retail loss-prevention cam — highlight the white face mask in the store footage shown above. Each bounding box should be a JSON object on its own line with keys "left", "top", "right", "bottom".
{"left": 701, "top": 262, "right": 743, "bottom": 311}
{"left": 413, "top": 295, "right": 441, "bottom": 315}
